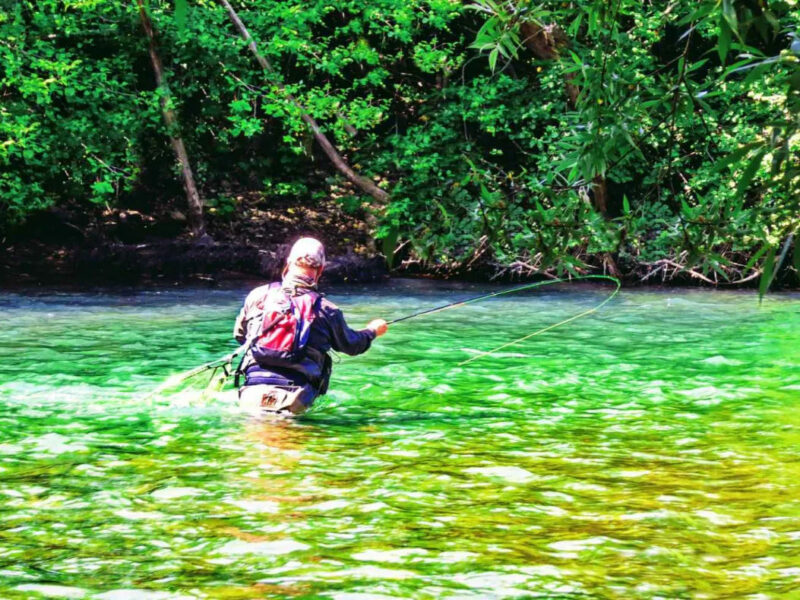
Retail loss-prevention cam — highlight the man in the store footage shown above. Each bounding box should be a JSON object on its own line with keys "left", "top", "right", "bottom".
{"left": 233, "top": 237, "right": 387, "bottom": 415}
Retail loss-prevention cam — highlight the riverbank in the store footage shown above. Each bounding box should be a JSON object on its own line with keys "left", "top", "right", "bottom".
{"left": 2, "top": 195, "right": 796, "bottom": 289}
{"left": 0, "top": 192, "right": 387, "bottom": 287}
{"left": 6, "top": 242, "right": 798, "bottom": 292}
{"left": 4, "top": 237, "right": 799, "bottom": 290}
{"left": 0, "top": 239, "right": 388, "bottom": 287}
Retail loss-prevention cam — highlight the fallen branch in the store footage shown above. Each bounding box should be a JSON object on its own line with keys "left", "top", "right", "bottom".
{"left": 722, "top": 269, "right": 762, "bottom": 285}
{"left": 138, "top": 0, "right": 205, "bottom": 237}
{"left": 642, "top": 259, "right": 716, "bottom": 284}
{"left": 219, "top": 0, "right": 388, "bottom": 205}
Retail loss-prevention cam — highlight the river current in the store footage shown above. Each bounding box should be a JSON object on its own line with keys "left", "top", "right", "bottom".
{"left": 1, "top": 280, "right": 799, "bottom": 599}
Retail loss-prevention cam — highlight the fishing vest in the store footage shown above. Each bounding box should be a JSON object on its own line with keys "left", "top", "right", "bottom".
{"left": 249, "top": 283, "right": 322, "bottom": 368}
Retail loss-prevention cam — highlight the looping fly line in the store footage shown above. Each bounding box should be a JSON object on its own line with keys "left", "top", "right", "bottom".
{"left": 144, "top": 275, "right": 620, "bottom": 401}
{"left": 387, "top": 275, "right": 621, "bottom": 366}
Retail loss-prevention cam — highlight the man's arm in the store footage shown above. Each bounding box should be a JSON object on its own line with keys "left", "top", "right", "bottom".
{"left": 233, "top": 285, "right": 269, "bottom": 344}
{"left": 324, "top": 304, "right": 382, "bottom": 356}
{"left": 233, "top": 304, "right": 247, "bottom": 344}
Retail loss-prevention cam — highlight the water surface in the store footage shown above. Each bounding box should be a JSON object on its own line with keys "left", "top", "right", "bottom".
{"left": 1, "top": 281, "right": 799, "bottom": 599}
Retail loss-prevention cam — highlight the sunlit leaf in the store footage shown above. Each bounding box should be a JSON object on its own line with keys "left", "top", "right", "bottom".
{"left": 736, "top": 149, "right": 767, "bottom": 198}
{"left": 382, "top": 226, "right": 400, "bottom": 270}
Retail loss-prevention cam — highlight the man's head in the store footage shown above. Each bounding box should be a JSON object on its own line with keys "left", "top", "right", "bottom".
{"left": 284, "top": 237, "right": 326, "bottom": 281}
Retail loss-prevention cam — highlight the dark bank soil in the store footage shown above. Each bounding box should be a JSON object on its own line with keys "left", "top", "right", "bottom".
{"left": 2, "top": 192, "right": 797, "bottom": 290}
{"left": 0, "top": 193, "right": 387, "bottom": 287}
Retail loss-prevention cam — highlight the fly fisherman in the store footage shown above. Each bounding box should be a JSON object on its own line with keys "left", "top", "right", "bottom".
{"left": 233, "top": 237, "right": 388, "bottom": 415}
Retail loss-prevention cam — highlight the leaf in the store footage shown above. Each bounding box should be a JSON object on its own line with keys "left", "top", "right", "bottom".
{"left": 92, "top": 181, "right": 114, "bottom": 195}
{"left": 709, "top": 142, "right": 759, "bottom": 173}
{"left": 708, "top": 253, "right": 731, "bottom": 267}
{"left": 677, "top": 25, "right": 696, "bottom": 43}
{"left": 743, "top": 62, "right": 772, "bottom": 86}
{"left": 759, "top": 235, "right": 797, "bottom": 301}
{"left": 622, "top": 194, "right": 630, "bottom": 215}
{"left": 758, "top": 246, "right": 776, "bottom": 303}
{"left": 773, "top": 232, "right": 795, "bottom": 280}
{"left": 722, "top": 57, "right": 759, "bottom": 79}
{"left": 744, "top": 243, "right": 768, "bottom": 272}
{"left": 677, "top": 2, "right": 714, "bottom": 26}
{"left": 792, "top": 232, "right": 800, "bottom": 274}
{"left": 567, "top": 13, "right": 583, "bottom": 37}
{"left": 382, "top": 226, "right": 400, "bottom": 270}
{"left": 498, "top": 32, "right": 520, "bottom": 59}
{"left": 174, "top": 0, "right": 188, "bottom": 32}
{"left": 721, "top": 0, "right": 738, "bottom": 34}
{"left": 534, "top": 200, "right": 547, "bottom": 221}
{"left": 718, "top": 17, "right": 731, "bottom": 63}
{"left": 736, "top": 149, "right": 766, "bottom": 197}
{"left": 488, "top": 47, "right": 499, "bottom": 72}
{"left": 687, "top": 58, "right": 709, "bottom": 73}
{"left": 470, "top": 17, "right": 498, "bottom": 49}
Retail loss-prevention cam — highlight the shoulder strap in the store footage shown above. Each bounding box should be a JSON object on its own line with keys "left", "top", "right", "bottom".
{"left": 292, "top": 290, "right": 322, "bottom": 321}
{"left": 236, "top": 282, "right": 283, "bottom": 386}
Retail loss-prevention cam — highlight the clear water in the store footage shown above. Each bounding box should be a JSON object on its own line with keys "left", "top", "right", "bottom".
{"left": 1, "top": 280, "right": 799, "bottom": 599}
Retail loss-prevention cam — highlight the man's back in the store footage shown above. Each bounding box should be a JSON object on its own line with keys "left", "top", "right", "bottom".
{"left": 234, "top": 237, "right": 387, "bottom": 415}
{"left": 234, "top": 282, "right": 376, "bottom": 389}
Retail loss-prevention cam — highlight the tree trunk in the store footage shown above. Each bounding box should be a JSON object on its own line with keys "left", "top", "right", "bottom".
{"left": 592, "top": 174, "right": 608, "bottom": 216}
{"left": 219, "top": 0, "right": 388, "bottom": 205}
{"left": 520, "top": 22, "right": 606, "bottom": 215}
{"left": 137, "top": 0, "right": 205, "bottom": 237}
{"left": 520, "top": 22, "right": 579, "bottom": 108}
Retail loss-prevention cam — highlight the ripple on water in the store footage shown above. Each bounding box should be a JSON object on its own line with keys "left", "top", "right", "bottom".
{"left": 0, "top": 285, "right": 799, "bottom": 598}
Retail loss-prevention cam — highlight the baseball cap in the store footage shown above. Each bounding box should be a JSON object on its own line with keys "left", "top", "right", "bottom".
{"left": 287, "top": 237, "right": 326, "bottom": 268}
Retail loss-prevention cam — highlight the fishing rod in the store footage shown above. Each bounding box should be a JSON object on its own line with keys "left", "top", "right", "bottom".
{"left": 142, "top": 344, "right": 246, "bottom": 400}
{"left": 145, "top": 274, "right": 620, "bottom": 398}
{"left": 306, "top": 274, "right": 620, "bottom": 413}
{"left": 388, "top": 274, "right": 620, "bottom": 325}
{"left": 388, "top": 280, "right": 553, "bottom": 324}
{"left": 456, "top": 274, "right": 620, "bottom": 366}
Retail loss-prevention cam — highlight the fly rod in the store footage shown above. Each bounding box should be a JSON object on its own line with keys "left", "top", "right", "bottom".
{"left": 145, "top": 274, "right": 620, "bottom": 398}
{"left": 388, "top": 274, "right": 620, "bottom": 325}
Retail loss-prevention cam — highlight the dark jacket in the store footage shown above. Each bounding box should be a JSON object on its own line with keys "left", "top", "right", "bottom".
{"left": 233, "top": 283, "right": 375, "bottom": 391}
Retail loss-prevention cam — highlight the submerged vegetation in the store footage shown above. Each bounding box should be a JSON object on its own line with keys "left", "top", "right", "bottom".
{"left": 1, "top": 0, "right": 798, "bottom": 287}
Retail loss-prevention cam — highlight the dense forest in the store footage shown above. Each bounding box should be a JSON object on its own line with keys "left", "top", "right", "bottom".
{"left": 1, "top": 0, "right": 798, "bottom": 289}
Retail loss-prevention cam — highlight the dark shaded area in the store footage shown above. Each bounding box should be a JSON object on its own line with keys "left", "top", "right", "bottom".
{"left": 0, "top": 240, "right": 387, "bottom": 287}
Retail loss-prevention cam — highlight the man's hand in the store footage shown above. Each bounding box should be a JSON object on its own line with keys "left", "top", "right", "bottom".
{"left": 367, "top": 319, "right": 388, "bottom": 337}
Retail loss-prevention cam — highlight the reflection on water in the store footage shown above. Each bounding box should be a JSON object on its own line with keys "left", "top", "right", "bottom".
{"left": 1, "top": 281, "right": 799, "bottom": 599}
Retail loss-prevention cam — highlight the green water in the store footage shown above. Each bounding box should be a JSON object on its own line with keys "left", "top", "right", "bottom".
{"left": 1, "top": 281, "right": 799, "bottom": 599}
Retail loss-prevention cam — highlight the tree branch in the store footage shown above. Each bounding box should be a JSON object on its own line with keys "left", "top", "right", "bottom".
{"left": 219, "top": 0, "right": 388, "bottom": 205}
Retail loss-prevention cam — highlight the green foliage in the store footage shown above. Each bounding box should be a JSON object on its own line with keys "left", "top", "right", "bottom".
{"left": 398, "top": 0, "right": 799, "bottom": 282}
{"left": 0, "top": 0, "right": 797, "bottom": 288}
{"left": 205, "top": 193, "right": 238, "bottom": 218}
{"left": 0, "top": 1, "right": 147, "bottom": 225}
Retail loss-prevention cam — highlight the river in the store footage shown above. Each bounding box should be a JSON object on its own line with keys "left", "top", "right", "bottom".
{"left": 1, "top": 280, "right": 799, "bottom": 599}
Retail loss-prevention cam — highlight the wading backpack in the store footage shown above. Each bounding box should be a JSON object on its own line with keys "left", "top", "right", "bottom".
{"left": 250, "top": 284, "right": 321, "bottom": 367}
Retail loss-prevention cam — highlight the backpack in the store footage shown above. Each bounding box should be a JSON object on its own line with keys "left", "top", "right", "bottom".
{"left": 249, "top": 284, "right": 321, "bottom": 367}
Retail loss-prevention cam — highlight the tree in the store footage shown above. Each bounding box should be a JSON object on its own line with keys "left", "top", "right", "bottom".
{"left": 137, "top": 0, "right": 205, "bottom": 237}
{"left": 219, "top": 0, "right": 388, "bottom": 207}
